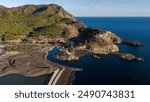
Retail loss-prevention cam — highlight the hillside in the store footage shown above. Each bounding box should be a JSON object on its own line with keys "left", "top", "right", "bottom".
{"left": 0, "top": 4, "right": 82, "bottom": 41}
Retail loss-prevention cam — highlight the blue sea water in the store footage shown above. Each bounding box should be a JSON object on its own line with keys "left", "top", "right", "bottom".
{"left": 48, "top": 17, "right": 150, "bottom": 85}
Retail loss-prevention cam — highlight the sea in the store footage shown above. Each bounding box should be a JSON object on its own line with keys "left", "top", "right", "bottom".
{"left": 48, "top": 17, "right": 150, "bottom": 85}
{"left": 0, "top": 17, "right": 150, "bottom": 85}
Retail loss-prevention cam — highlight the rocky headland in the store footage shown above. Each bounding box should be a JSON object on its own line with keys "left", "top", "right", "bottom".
{"left": 0, "top": 4, "right": 144, "bottom": 80}
{"left": 54, "top": 27, "right": 144, "bottom": 62}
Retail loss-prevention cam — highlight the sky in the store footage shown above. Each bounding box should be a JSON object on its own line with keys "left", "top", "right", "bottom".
{"left": 0, "top": 0, "right": 150, "bottom": 17}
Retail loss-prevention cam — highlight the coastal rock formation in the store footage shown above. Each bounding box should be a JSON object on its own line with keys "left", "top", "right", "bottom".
{"left": 93, "top": 31, "right": 122, "bottom": 44}
{"left": 54, "top": 50, "right": 79, "bottom": 61}
{"left": 88, "top": 42, "right": 119, "bottom": 55}
{"left": 122, "top": 40, "right": 144, "bottom": 47}
{"left": 85, "top": 29, "right": 121, "bottom": 54}
{"left": 54, "top": 27, "right": 144, "bottom": 61}
{"left": 54, "top": 27, "right": 122, "bottom": 61}
{"left": 117, "top": 53, "right": 144, "bottom": 61}
{"left": 0, "top": 4, "right": 144, "bottom": 79}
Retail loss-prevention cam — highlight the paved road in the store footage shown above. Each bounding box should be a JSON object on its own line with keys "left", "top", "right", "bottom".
{"left": 48, "top": 68, "right": 65, "bottom": 85}
{"left": 48, "top": 69, "right": 60, "bottom": 85}
{"left": 52, "top": 69, "right": 65, "bottom": 85}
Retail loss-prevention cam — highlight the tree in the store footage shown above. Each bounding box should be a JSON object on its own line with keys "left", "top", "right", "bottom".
{"left": 1, "top": 34, "right": 5, "bottom": 42}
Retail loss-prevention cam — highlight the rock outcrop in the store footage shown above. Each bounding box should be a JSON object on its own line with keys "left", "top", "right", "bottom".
{"left": 54, "top": 26, "right": 144, "bottom": 62}
{"left": 86, "top": 30, "right": 121, "bottom": 54}
{"left": 117, "top": 53, "right": 144, "bottom": 62}
{"left": 122, "top": 40, "right": 144, "bottom": 47}
{"left": 54, "top": 50, "right": 79, "bottom": 61}
{"left": 87, "top": 41, "right": 119, "bottom": 55}
{"left": 53, "top": 27, "right": 122, "bottom": 61}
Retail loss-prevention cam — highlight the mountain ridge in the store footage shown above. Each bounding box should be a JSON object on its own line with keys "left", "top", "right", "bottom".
{"left": 0, "top": 4, "right": 82, "bottom": 41}
{"left": 0, "top": 4, "right": 75, "bottom": 20}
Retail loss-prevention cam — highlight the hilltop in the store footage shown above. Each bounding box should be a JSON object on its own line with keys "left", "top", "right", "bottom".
{"left": 0, "top": 4, "right": 84, "bottom": 41}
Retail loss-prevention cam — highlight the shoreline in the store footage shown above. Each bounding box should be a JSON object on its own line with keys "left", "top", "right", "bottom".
{"left": 45, "top": 47, "right": 82, "bottom": 85}
{"left": 0, "top": 44, "right": 82, "bottom": 85}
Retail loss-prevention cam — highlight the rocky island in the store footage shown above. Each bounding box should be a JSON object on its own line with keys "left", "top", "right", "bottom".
{"left": 0, "top": 4, "right": 144, "bottom": 84}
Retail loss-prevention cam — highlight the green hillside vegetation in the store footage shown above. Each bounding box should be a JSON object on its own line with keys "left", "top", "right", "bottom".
{"left": 0, "top": 4, "right": 75, "bottom": 41}
{"left": 32, "top": 24, "right": 63, "bottom": 37}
